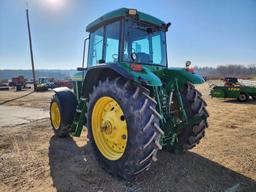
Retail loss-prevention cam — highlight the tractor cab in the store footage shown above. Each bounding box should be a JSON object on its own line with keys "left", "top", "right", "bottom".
{"left": 86, "top": 8, "right": 170, "bottom": 68}
{"left": 38, "top": 77, "right": 49, "bottom": 84}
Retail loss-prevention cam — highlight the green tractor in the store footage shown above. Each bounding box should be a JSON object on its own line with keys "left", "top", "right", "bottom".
{"left": 36, "top": 77, "right": 49, "bottom": 92}
{"left": 50, "top": 8, "right": 209, "bottom": 180}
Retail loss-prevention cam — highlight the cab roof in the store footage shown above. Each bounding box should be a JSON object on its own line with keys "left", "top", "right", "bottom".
{"left": 86, "top": 8, "right": 166, "bottom": 32}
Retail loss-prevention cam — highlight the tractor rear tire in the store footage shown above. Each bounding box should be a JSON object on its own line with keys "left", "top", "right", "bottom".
{"left": 237, "top": 93, "right": 249, "bottom": 102}
{"left": 168, "top": 83, "right": 209, "bottom": 151}
{"left": 87, "top": 77, "right": 163, "bottom": 180}
{"left": 50, "top": 92, "right": 77, "bottom": 137}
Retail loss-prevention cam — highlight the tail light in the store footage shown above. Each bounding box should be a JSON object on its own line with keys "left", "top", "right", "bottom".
{"left": 186, "top": 67, "right": 195, "bottom": 73}
{"left": 130, "top": 64, "right": 142, "bottom": 72}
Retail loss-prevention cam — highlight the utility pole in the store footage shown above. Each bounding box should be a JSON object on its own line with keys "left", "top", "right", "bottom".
{"left": 26, "top": 4, "right": 37, "bottom": 90}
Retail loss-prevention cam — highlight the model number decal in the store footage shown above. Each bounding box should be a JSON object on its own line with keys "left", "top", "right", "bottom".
{"left": 227, "top": 88, "right": 240, "bottom": 91}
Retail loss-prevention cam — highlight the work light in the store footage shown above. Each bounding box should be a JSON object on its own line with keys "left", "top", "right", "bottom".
{"left": 128, "top": 9, "right": 137, "bottom": 15}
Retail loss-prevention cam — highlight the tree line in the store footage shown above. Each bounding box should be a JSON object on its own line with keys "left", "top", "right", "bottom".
{"left": 1, "top": 65, "right": 256, "bottom": 82}
{"left": 196, "top": 64, "right": 256, "bottom": 79}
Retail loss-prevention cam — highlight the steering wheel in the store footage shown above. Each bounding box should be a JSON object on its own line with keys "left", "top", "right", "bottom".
{"left": 130, "top": 52, "right": 137, "bottom": 62}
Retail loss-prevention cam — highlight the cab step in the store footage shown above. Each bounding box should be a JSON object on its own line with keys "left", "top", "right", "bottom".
{"left": 70, "top": 97, "right": 88, "bottom": 137}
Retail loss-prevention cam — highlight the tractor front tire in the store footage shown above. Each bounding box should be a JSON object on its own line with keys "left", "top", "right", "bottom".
{"left": 87, "top": 78, "right": 163, "bottom": 180}
{"left": 50, "top": 92, "right": 77, "bottom": 137}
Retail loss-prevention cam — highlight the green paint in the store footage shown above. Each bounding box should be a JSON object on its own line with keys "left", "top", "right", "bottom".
{"left": 119, "top": 62, "right": 162, "bottom": 86}
{"left": 211, "top": 86, "right": 256, "bottom": 99}
{"left": 71, "top": 72, "right": 84, "bottom": 102}
{"left": 86, "top": 8, "right": 165, "bottom": 32}
{"left": 155, "top": 67, "right": 205, "bottom": 86}
{"left": 70, "top": 97, "right": 87, "bottom": 137}
{"left": 174, "top": 79, "right": 188, "bottom": 122}
{"left": 156, "top": 78, "right": 190, "bottom": 149}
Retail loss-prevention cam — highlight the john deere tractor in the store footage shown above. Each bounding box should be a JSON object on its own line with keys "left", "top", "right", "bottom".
{"left": 50, "top": 8, "right": 209, "bottom": 180}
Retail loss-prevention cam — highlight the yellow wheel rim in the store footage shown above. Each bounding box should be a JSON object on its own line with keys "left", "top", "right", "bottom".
{"left": 51, "top": 102, "right": 61, "bottom": 129}
{"left": 92, "top": 96, "right": 128, "bottom": 160}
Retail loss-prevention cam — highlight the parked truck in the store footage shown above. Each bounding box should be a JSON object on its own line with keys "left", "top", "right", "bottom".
{"left": 9, "top": 76, "right": 26, "bottom": 91}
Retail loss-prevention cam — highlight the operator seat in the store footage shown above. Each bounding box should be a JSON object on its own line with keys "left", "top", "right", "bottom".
{"left": 136, "top": 52, "right": 151, "bottom": 63}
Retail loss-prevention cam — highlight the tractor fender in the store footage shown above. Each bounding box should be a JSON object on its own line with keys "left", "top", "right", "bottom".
{"left": 53, "top": 87, "right": 77, "bottom": 105}
{"left": 53, "top": 87, "right": 72, "bottom": 93}
{"left": 159, "top": 68, "right": 205, "bottom": 85}
{"left": 81, "top": 63, "right": 162, "bottom": 98}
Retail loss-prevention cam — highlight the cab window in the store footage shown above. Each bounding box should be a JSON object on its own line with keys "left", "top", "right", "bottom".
{"left": 105, "top": 21, "right": 120, "bottom": 63}
{"left": 88, "top": 27, "right": 104, "bottom": 66}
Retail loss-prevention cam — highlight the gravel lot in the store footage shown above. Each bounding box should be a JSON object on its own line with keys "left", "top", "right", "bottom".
{"left": 0, "top": 83, "right": 255, "bottom": 192}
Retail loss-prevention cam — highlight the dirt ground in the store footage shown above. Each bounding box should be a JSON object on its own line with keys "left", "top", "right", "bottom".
{"left": 0, "top": 88, "right": 52, "bottom": 110}
{"left": 0, "top": 83, "right": 255, "bottom": 192}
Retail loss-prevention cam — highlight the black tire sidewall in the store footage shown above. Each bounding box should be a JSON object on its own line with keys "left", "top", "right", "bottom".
{"left": 87, "top": 88, "right": 143, "bottom": 177}
{"left": 87, "top": 79, "right": 158, "bottom": 179}
{"left": 238, "top": 93, "right": 248, "bottom": 102}
{"left": 50, "top": 93, "right": 77, "bottom": 137}
{"left": 172, "top": 84, "right": 207, "bottom": 150}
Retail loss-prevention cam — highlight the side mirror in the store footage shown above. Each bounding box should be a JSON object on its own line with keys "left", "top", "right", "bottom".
{"left": 185, "top": 60, "right": 192, "bottom": 67}
{"left": 131, "top": 53, "right": 137, "bottom": 62}
{"left": 163, "top": 22, "right": 171, "bottom": 31}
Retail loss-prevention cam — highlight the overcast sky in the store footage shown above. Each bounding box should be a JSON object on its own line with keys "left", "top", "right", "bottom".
{"left": 0, "top": 0, "right": 256, "bottom": 69}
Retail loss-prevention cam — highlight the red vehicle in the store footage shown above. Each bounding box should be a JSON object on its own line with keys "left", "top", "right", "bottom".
{"left": 54, "top": 80, "right": 73, "bottom": 89}
{"left": 9, "top": 76, "right": 26, "bottom": 91}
